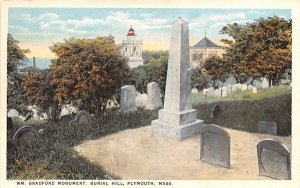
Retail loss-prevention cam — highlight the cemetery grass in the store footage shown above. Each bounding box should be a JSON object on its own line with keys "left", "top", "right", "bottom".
{"left": 193, "top": 86, "right": 291, "bottom": 135}
{"left": 7, "top": 108, "right": 158, "bottom": 179}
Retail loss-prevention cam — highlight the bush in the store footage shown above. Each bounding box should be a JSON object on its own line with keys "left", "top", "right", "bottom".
{"left": 129, "top": 61, "right": 167, "bottom": 97}
{"left": 194, "top": 93, "right": 291, "bottom": 136}
{"left": 7, "top": 109, "right": 158, "bottom": 179}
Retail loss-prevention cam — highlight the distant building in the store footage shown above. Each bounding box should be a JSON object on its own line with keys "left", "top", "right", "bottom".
{"left": 190, "top": 35, "right": 225, "bottom": 69}
{"left": 120, "top": 26, "right": 144, "bottom": 68}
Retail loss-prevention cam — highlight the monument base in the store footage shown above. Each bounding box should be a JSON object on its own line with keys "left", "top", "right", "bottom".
{"left": 151, "top": 119, "right": 204, "bottom": 141}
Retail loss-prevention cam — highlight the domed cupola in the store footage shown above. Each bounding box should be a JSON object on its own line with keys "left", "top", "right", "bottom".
{"left": 127, "top": 26, "right": 136, "bottom": 36}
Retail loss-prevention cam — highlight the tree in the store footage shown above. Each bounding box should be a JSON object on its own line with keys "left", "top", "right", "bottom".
{"left": 129, "top": 60, "right": 168, "bottom": 97}
{"left": 191, "top": 66, "right": 209, "bottom": 91}
{"left": 22, "top": 70, "right": 60, "bottom": 121}
{"left": 49, "top": 36, "right": 130, "bottom": 114}
{"left": 202, "top": 56, "right": 229, "bottom": 87}
{"left": 220, "top": 16, "right": 292, "bottom": 85}
{"left": 7, "top": 33, "right": 30, "bottom": 113}
{"left": 142, "top": 50, "right": 168, "bottom": 65}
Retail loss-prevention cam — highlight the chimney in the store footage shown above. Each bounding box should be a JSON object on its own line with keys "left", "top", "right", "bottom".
{"left": 33, "top": 57, "right": 36, "bottom": 67}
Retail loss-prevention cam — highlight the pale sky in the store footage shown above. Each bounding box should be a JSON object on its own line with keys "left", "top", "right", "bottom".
{"left": 8, "top": 8, "right": 291, "bottom": 58}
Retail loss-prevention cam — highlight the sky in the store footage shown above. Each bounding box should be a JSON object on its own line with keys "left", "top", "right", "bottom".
{"left": 8, "top": 8, "right": 291, "bottom": 62}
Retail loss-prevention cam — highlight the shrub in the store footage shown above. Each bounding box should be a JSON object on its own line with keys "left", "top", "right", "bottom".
{"left": 194, "top": 93, "right": 291, "bottom": 136}
{"left": 7, "top": 109, "right": 158, "bottom": 179}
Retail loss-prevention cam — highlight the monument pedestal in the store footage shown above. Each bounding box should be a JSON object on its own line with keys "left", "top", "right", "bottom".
{"left": 152, "top": 109, "right": 204, "bottom": 140}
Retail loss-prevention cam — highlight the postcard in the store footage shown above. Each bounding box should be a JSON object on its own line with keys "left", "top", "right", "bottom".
{"left": 1, "top": 0, "right": 299, "bottom": 188}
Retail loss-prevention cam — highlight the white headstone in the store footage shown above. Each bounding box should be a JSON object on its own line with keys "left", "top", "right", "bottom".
{"left": 208, "top": 87, "right": 215, "bottom": 96}
{"left": 241, "top": 84, "right": 248, "bottom": 91}
{"left": 252, "top": 87, "right": 258, "bottom": 94}
{"left": 226, "top": 84, "right": 232, "bottom": 94}
{"left": 119, "top": 85, "right": 137, "bottom": 113}
{"left": 261, "top": 77, "right": 269, "bottom": 88}
{"left": 8, "top": 109, "right": 19, "bottom": 117}
{"left": 146, "top": 82, "right": 162, "bottom": 109}
{"left": 235, "top": 83, "right": 242, "bottom": 90}
{"left": 202, "top": 89, "right": 208, "bottom": 96}
{"left": 151, "top": 17, "right": 204, "bottom": 140}
{"left": 215, "top": 89, "right": 221, "bottom": 97}
{"left": 248, "top": 85, "right": 254, "bottom": 90}
{"left": 136, "top": 92, "right": 148, "bottom": 108}
{"left": 191, "top": 88, "right": 198, "bottom": 94}
{"left": 231, "top": 84, "right": 237, "bottom": 92}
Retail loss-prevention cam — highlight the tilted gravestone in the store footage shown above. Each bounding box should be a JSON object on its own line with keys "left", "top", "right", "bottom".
{"left": 119, "top": 85, "right": 137, "bottom": 113}
{"left": 13, "top": 125, "right": 39, "bottom": 146}
{"left": 258, "top": 121, "right": 277, "bottom": 136}
{"left": 257, "top": 139, "right": 290, "bottom": 179}
{"left": 69, "top": 110, "right": 94, "bottom": 126}
{"left": 146, "top": 82, "right": 163, "bottom": 109}
{"left": 200, "top": 124, "right": 230, "bottom": 168}
{"left": 151, "top": 17, "right": 204, "bottom": 140}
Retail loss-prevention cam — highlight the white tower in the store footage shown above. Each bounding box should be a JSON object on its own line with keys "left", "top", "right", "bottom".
{"left": 121, "top": 26, "right": 144, "bottom": 68}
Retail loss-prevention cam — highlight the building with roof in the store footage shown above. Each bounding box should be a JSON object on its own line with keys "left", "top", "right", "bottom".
{"left": 190, "top": 35, "right": 225, "bottom": 69}
{"left": 120, "top": 26, "right": 144, "bottom": 68}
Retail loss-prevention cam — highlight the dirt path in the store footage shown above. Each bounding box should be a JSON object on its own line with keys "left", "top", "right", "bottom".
{"left": 74, "top": 126, "right": 290, "bottom": 180}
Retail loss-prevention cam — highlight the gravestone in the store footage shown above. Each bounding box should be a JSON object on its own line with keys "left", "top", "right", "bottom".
{"left": 221, "top": 86, "right": 227, "bottom": 97}
{"left": 261, "top": 77, "right": 269, "bottom": 88}
{"left": 202, "top": 89, "right": 208, "bottom": 96}
{"left": 247, "top": 84, "right": 254, "bottom": 90}
{"left": 8, "top": 109, "right": 19, "bottom": 117}
{"left": 235, "top": 83, "right": 242, "bottom": 90}
{"left": 258, "top": 121, "right": 277, "bottom": 135}
{"left": 208, "top": 87, "right": 215, "bottom": 96}
{"left": 119, "top": 85, "right": 137, "bottom": 113}
{"left": 200, "top": 124, "right": 230, "bottom": 168}
{"left": 13, "top": 125, "right": 39, "bottom": 146}
{"left": 226, "top": 84, "right": 232, "bottom": 94}
{"left": 214, "top": 89, "right": 222, "bottom": 97}
{"left": 8, "top": 109, "right": 21, "bottom": 124}
{"left": 136, "top": 92, "right": 148, "bottom": 108}
{"left": 224, "top": 76, "right": 236, "bottom": 85}
{"left": 253, "top": 87, "right": 258, "bottom": 94}
{"left": 146, "top": 82, "right": 163, "bottom": 109}
{"left": 151, "top": 17, "right": 204, "bottom": 140}
{"left": 241, "top": 84, "right": 248, "bottom": 91}
{"left": 257, "top": 139, "right": 290, "bottom": 179}
{"left": 231, "top": 84, "right": 237, "bottom": 92}
{"left": 69, "top": 110, "right": 93, "bottom": 126}
{"left": 253, "top": 80, "right": 262, "bottom": 89}
{"left": 192, "top": 88, "right": 198, "bottom": 94}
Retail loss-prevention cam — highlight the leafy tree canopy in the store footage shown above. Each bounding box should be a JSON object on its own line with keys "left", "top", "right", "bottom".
{"left": 49, "top": 36, "right": 130, "bottom": 114}
{"left": 7, "top": 33, "right": 30, "bottom": 113}
{"left": 219, "top": 16, "right": 292, "bottom": 85}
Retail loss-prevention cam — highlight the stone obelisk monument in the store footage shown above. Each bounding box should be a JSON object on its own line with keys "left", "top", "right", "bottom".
{"left": 151, "top": 17, "right": 204, "bottom": 140}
